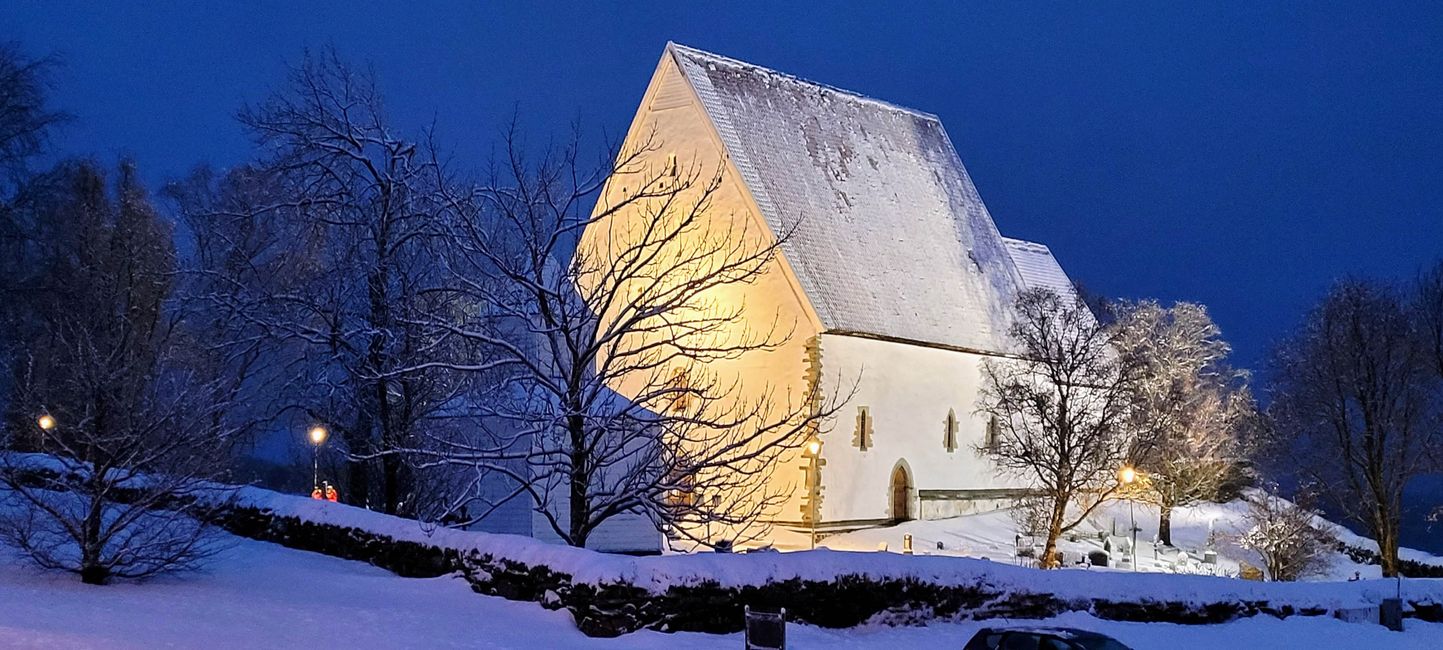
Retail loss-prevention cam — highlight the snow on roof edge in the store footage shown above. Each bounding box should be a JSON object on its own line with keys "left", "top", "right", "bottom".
{"left": 665, "top": 42, "right": 943, "bottom": 124}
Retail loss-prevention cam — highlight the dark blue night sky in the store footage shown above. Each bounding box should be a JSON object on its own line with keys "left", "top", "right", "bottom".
{"left": 5, "top": 1, "right": 1441, "bottom": 373}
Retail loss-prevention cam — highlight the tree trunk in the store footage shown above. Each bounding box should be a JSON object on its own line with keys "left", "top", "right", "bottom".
{"left": 1158, "top": 498, "right": 1174, "bottom": 547}
{"left": 567, "top": 413, "right": 589, "bottom": 548}
{"left": 79, "top": 561, "right": 108, "bottom": 585}
{"left": 81, "top": 491, "right": 107, "bottom": 584}
{"left": 1376, "top": 512, "right": 1400, "bottom": 577}
{"left": 345, "top": 413, "right": 373, "bottom": 508}
{"left": 377, "top": 378, "right": 400, "bottom": 515}
{"left": 1041, "top": 500, "right": 1067, "bottom": 569}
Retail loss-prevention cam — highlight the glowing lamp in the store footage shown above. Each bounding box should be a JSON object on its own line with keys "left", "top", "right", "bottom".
{"left": 37, "top": 414, "right": 55, "bottom": 430}
{"left": 309, "top": 426, "right": 328, "bottom": 445}
{"left": 1119, "top": 466, "right": 1137, "bottom": 485}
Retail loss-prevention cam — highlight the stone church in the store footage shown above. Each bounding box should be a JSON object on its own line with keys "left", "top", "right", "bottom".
{"left": 474, "top": 43, "right": 1083, "bottom": 552}
{"left": 575, "top": 42, "right": 1084, "bottom": 548}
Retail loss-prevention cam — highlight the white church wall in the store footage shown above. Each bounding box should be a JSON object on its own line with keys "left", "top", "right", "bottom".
{"left": 581, "top": 52, "right": 824, "bottom": 530}
{"left": 814, "top": 333, "right": 1028, "bottom": 525}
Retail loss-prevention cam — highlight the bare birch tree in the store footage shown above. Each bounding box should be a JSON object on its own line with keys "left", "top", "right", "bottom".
{"left": 1114, "top": 300, "right": 1257, "bottom": 545}
{"left": 0, "top": 160, "right": 240, "bottom": 584}
{"left": 977, "top": 288, "right": 1139, "bottom": 568}
{"left": 1271, "top": 279, "right": 1440, "bottom": 577}
{"left": 409, "top": 128, "right": 836, "bottom": 548}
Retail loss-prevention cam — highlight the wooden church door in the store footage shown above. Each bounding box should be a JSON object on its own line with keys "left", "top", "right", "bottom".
{"left": 890, "top": 464, "right": 912, "bottom": 523}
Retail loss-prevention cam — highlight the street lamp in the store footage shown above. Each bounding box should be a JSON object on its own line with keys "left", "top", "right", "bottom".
{"left": 37, "top": 414, "right": 56, "bottom": 431}
{"left": 804, "top": 437, "right": 822, "bottom": 550}
{"left": 1119, "top": 465, "right": 1138, "bottom": 571}
{"left": 308, "top": 426, "right": 328, "bottom": 491}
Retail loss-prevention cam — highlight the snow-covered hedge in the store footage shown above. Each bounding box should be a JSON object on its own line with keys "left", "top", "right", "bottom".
{"left": 6, "top": 459, "right": 1441, "bottom": 637}
{"left": 218, "top": 487, "right": 1443, "bottom": 636}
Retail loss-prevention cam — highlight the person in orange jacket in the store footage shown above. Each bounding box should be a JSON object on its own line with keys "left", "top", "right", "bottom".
{"left": 311, "top": 485, "right": 323, "bottom": 500}
{"left": 323, "top": 481, "right": 338, "bottom": 502}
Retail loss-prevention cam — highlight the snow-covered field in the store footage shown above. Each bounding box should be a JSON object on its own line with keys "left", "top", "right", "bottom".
{"left": 1, "top": 532, "right": 1441, "bottom": 649}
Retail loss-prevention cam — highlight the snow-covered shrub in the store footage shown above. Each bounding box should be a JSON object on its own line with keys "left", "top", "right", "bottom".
{"left": 1236, "top": 487, "right": 1336, "bottom": 582}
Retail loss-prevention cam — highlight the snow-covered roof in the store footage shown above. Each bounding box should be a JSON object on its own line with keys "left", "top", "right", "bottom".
{"left": 668, "top": 43, "right": 1029, "bottom": 353}
{"left": 1002, "top": 237, "right": 1081, "bottom": 304}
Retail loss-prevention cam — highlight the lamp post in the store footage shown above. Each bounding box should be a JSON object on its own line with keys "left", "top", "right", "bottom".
{"left": 805, "top": 438, "right": 822, "bottom": 550}
{"left": 1119, "top": 465, "right": 1138, "bottom": 571}
{"left": 308, "top": 426, "right": 328, "bottom": 491}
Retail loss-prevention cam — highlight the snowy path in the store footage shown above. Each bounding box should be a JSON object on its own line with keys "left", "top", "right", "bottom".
{"left": 1, "top": 533, "right": 1441, "bottom": 649}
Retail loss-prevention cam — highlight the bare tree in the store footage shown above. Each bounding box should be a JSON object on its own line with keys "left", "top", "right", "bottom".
{"left": 0, "top": 161, "right": 240, "bottom": 584}
{"left": 1271, "top": 279, "right": 1440, "bottom": 576}
{"left": 977, "top": 288, "right": 1139, "bottom": 568}
{"left": 1237, "top": 485, "right": 1337, "bottom": 582}
{"left": 204, "top": 50, "right": 468, "bottom": 514}
{"left": 0, "top": 42, "right": 68, "bottom": 392}
{"left": 1417, "top": 260, "right": 1443, "bottom": 379}
{"left": 1114, "top": 300, "right": 1257, "bottom": 545}
{"left": 0, "top": 42, "right": 67, "bottom": 188}
{"left": 409, "top": 127, "right": 837, "bottom": 548}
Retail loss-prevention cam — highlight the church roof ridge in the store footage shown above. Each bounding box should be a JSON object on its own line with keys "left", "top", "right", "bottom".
{"left": 665, "top": 42, "right": 941, "bottom": 123}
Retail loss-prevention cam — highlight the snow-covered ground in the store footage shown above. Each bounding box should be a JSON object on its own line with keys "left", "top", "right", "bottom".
{"left": 3, "top": 481, "right": 1442, "bottom": 649}
{"left": 806, "top": 496, "right": 1443, "bottom": 582}
{"left": 1, "top": 532, "right": 1441, "bottom": 649}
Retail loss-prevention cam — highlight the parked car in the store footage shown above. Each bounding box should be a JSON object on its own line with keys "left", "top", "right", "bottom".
{"left": 963, "top": 626, "right": 1133, "bottom": 650}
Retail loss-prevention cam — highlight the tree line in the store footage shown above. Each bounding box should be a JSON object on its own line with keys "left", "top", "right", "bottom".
{"left": 0, "top": 46, "right": 831, "bottom": 582}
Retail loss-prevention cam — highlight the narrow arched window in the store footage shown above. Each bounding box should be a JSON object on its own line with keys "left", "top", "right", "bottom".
{"left": 853, "top": 406, "right": 872, "bottom": 451}
{"left": 943, "top": 409, "right": 959, "bottom": 452}
{"left": 985, "top": 415, "right": 1001, "bottom": 450}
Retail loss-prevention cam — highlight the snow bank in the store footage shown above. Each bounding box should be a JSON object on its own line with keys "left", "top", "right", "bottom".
{"left": 231, "top": 486, "right": 1443, "bottom": 613}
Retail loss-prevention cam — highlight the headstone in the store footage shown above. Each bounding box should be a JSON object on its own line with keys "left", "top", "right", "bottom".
{"left": 1379, "top": 598, "right": 1404, "bottom": 632}
{"left": 1332, "top": 606, "right": 1376, "bottom": 624}
{"left": 1088, "top": 550, "right": 1109, "bottom": 567}
{"left": 744, "top": 606, "right": 787, "bottom": 650}
{"left": 1202, "top": 549, "right": 1217, "bottom": 565}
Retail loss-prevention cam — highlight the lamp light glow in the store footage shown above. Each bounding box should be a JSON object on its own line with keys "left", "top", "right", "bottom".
{"left": 37, "top": 414, "right": 55, "bottom": 430}
{"left": 309, "top": 426, "right": 328, "bottom": 445}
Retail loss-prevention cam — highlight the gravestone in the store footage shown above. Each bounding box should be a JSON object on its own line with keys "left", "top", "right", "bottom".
{"left": 1379, "top": 598, "right": 1403, "bottom": 632}
{"left": 744, "top": 606, "right": 786, "bottom": 650}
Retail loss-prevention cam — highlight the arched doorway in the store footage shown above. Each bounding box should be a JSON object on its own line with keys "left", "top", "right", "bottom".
{"left": 889, "top": 462, "right": 912, "bottom": 523}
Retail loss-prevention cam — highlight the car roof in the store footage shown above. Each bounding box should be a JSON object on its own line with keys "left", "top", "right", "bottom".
{"left": 982, "top": 626, "right": 1112, "bottom": 640}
